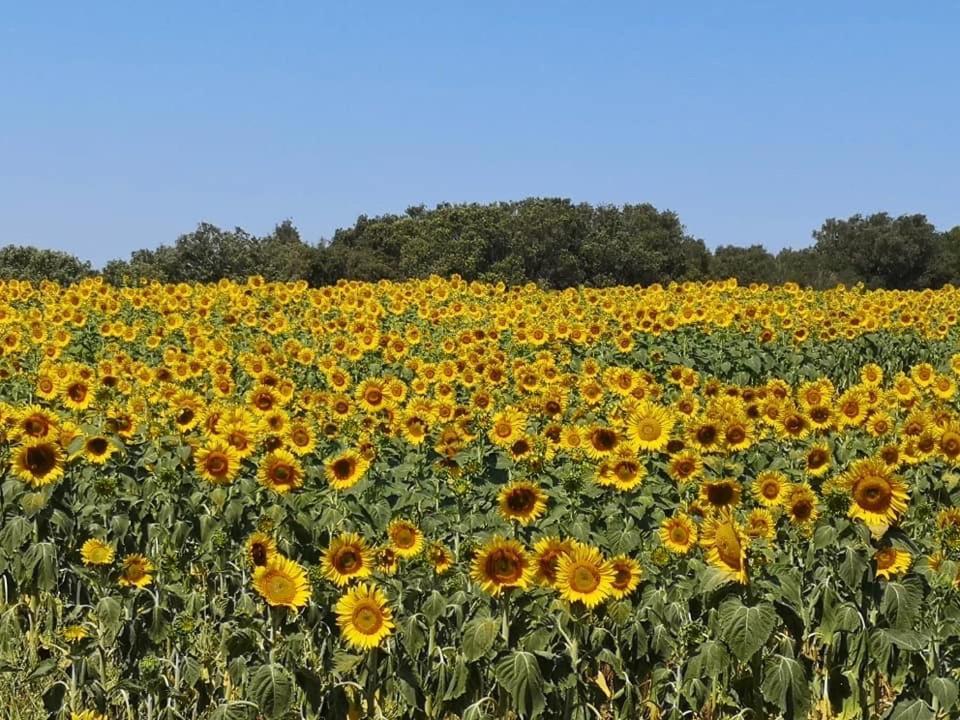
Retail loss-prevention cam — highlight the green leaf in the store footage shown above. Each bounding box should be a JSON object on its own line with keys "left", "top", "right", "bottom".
{"left": 422, "top": 590, "right": 446, "bottom": 625}
{"left": 876, "top": 628, "right": 927, "bottom": 652}
{"left": 95, "top": 596, "right": 123, "bottom": 644}
{"left": 838, "top": 548, "right": 866, "bottom": 589}
{"left": 208, "top": 702, "right": 255, "bottom": 720}
{"left": 686, "top": 640, "right": 728, "bottom": 680}
{"left": 332, "top": 651, "right": 362, "bottom": 675}
{"left": 248, "top": 664, "right": 294, "bottom": 720}
{"left": 761, "top": 654, "right": 811, "bottom": 719}
{"left": 462, "top": 615, "right": 499, "bottom": 661}
{"left": 928, "top": 677, "right": 958, "bottom": 710}
{"left": 881, "top": 578, "right": 922, "bottom": 629}
{"left": 887, "top": 698, "right": 934, "bottom": 720}
{"left": 443, "top": 658, "right": 469, "bottom": 701}
{"left": 719, "top": 598, "right": 776, "bottom": 662}
{"left": 495, "top": 651, "right": 545, "bottom": 719}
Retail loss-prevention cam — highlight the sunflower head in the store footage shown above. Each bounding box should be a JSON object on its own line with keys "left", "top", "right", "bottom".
{"left": 497, "top": 481, "right": 548, "bottom": 524}
{"left": 12, "top": 440, "right": 65, "bottom": 487}
{"left": 844, "top": 458, "right": 909, "bottom": 526}
{"left": 532, "top": 536, "right": 576, "bottom": 585}
{"left": 323, "top": 532, "right": 371, "bottom": 586}
{"left": 427, "top": 542, "right": 454, "bottom": 574}
{"left": 471, "top": 536, "right": 534, "bottom": 596}
{"left": 699, "top": 478, "right": 742, "bottom": 510}
{"left": 81, "top": 538, "right": 115, "bottom": 566}
{"left": 387, "top": 519, "right": 424, "bottom": 558}
{"left": 118, "top": 554, "right": 154, "bottom": 588}
{"left": 554, "top": 545, "right": 615, "bottom": 608}
{"left": 335, "top": 583, "right": 395, "bottom": 651}
{"left": 659, "top": 513, "right": 697, "bottom": 554}
{"left": 257, "top": 449, "right": 304, "bottom": 494}
{"left": 325, "top": 449, "right": 369, "bottom": 490}
{"left": 253, "top": 555, "right": 311, "bottom": 609}
{"left": 874, "top": 546, "right": 912, "bottom": 580}
{"left": 609, "top": 555, "right": 642, "bottom": 599}
{"left": 701, "top": 511, "right": 747, "bottom": 584}
{"left": 246, "top": 532, "right": 277, "bottom": 567}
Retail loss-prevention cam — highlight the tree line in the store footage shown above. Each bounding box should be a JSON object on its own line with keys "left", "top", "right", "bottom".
{"left": 2, "top": 199, "right": 958, "bottom": 289}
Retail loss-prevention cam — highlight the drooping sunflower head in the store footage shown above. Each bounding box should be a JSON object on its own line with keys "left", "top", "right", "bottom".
{"left": 257, "top": 449, "right": 304, "bottom": 494}
{"left": 844, "top": 458, "right": 909, "bottom": 526}
{"left": 387, "top": 519, "right": 424, "bottom": 558}
{"left": 246, "top": 532, "right": 277, "bottom": 567}
{"left": 497, "top": 481, "right": 548, "bottom": 524}
{"left": 323, "top": 532, "right": 371, "bottom": 586}
{"left": 609, "top": 555, "right": 642, "bottom": 599}
{"left": 701, "top": 511, "right": 747, "bottom": 584}
{"left": 12, "top": 440, "right": 65, "bottom": 487}
{"left": 471, "top": 536, "right": 534, "bottom": 596}
{"left": 427, "top": 542, "right": 454, "bottom": 574}
{"left": 253, "top": 555, "right": 311, "bottom": 609}
{"left": 874, "top": 546, "right": 912, "bottom": 580}
{"left": 374, "top": 546, "right": 400, "bottom": 575}
{"left": 335, "top": 583, "right": 395, "bottom": 651}
{"left": 659, "top": 513, "right": 697, "bottom": 554}
{"left": 118, "top": 554, "right": 154, "bottom": 589}
{"left": 554, "top": 545, "right": 615, "bottom": 609}
{"left": 325, "top": 449, "right": 370, "bottom": 491}
{"left": 80, "top": 538, "right": 115, "bottom": 566}
{"left": 63, "top": 625, "right": 89, "bottom": 644}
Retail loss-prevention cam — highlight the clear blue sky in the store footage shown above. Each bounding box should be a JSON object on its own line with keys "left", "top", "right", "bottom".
{"left": 2, "top": 2, "right": 958, "bottom": 267}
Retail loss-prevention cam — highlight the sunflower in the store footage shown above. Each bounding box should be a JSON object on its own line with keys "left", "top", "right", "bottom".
{"left": 488, "top": 407, "right": 527, "bottom": 447}
{"left": 374, "top": 546, "right": 400, "bottom": 575}
{"left": 285, "top": 421, "right": 317, "bottom": 455}
{"left": 874, "top": 547, "right": 912, "bottom": 580}
{"left": 387, "top": 519, "right": 424, "bottom": 558}
{"left": 785, "top": 484, "right": 818, "bottom": 525}
{"left": 63, "top": 625, "right": 89, "bottom": 643}
{"left": 721, "top": 418, "right": 754, "bottom": 452}
{"left": 688, "top": 419, "right": 721, "bottom": 452}
{"left": 80, "top": 538, "right": 115, "bottom": 566}
{"left": 195, "top": 439, "right": 241, "bottom": 485}
{"left": 80, "top": 435, "right": 116, "bottom": 465}
{"left": 118, "top": 554, "right": 154, "bottom": 588}
{"left": 323, "top": 532, "right": 372, "bottom": 586}
{"left": 701, "top": 511, "right": 747, "bottom": 584}
{"left": 257, "top": 449, "right": 304, "bottom": 494}
{"left": 844, "top": 458, "right": 909, "bottom": 525}
{"left": 71, "top": 712, "right": 108, "bottom": 720}
{"left": 498, "top": 481, "right": 548, "bottom": 524}
{"left": 804, "top": 443, "right": 832, "bottom": 477}
{"left": 866, "top": 411, "right": 894, "bottom": 438}
{"left": 324, "top": 449, "right": 370, "bottom": 490}
{"left": 699, "top": 478, "right": 742, "bottom": 511}
{"left": 63, "top": 378, "right": 93, "bottom": 411}
{"left": 667, "top": 450, "right": 704, "bottom": 485}
{"left": 596, "top": 450, "right": 646, "bottom": 492}
{"left": 938, "top": 422, "right": 960, "bottom": 464}
{"left": 471, "top": 536, "right": 534, "bottom": 595}
{"left": 659, "top": 513, "right": 697, "bottom": 554}
{"left": 12, "top": 440, "right": 64, "bottom": 487}
{"left": 246, "top": 532, "right": 277, "bottom": 567}
{"left": 609, "top": 555, "right": 642, "bottom": 599}
{"left": 626, "top": 401, "right": 675, "bottom": 452}
{"left": 13, "top": 405, "right": 58, "bottom": 440}
{"left": 253, "top": 555, "right": 311, "bottom": 609}
{"left": 583, "top": 426, "right": 622, "bottom": 459}
{"left": 532, "top": 536, "right": 577, "bottom": 585}
{"left": 744, "top": 508, "right": 776, "bottom": 541}
{"left": 427, "top": 542, "right": 454, "bottom": 574}
{"left": 754, "top": 471, "right": 790, "bottom": 507}
{"left": 335, "top": 583, "right": 395, "bottom": 651}
{"left": 554, "top": 546, "right": 615, "bottom": 608}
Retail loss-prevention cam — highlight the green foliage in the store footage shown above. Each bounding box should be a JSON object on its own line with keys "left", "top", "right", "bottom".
{"left": 0, "top": 245, "right": 93, "bottom": 284}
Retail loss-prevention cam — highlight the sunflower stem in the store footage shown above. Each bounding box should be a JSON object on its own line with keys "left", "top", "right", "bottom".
{"left": 501, "top": 592, "right": 510, "bottom": 645}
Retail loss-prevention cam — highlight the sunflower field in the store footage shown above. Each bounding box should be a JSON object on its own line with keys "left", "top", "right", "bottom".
{"left": 2, "top": 276, "right": 960, "bottom": 720}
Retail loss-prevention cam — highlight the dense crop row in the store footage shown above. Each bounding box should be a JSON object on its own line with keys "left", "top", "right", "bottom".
{"left": 1, "top": 276, "right": 960, "bottom": 719}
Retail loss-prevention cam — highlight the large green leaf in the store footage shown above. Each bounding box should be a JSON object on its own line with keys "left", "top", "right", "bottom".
{"left": 248, "top": 664, "right": 294, "bottom": 720}
{"left": 881, "top": 578, "right": 922, "bottom": 629}
{"left": 719, "top": 598, "right": 777, "bottom": 661}
{"left": 928, "top": 677, "right": 959, "bottom": 711}
{"left": 495, "top": 651, "right": 544, "bottom": 719}
{"left": 462, "top": 615, "right": 499, "bottom": 661}
{"left": 761, "top": 654, "right": 811, "bottom": 719}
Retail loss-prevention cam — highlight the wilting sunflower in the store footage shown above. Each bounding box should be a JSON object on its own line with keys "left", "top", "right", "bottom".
{"left": 80, "top": 538, "right": 115, "bottom": 566}
{"left": 335, "top": 583, "right": 395, "bottom": 651}
{"left": 497, "top": 481, "right": 548, "bottom": 524}
{"left": 744, "top": 508, "right": 776, "bottom": 541}
{"left": 257, "top": 449, "right": 304, "bottom": 494}
{"left": 874, "top": 547, "right": 912, "bottom": 580}
{"left": 753, "top": 471, "right": 790, "bottom": 507}
{"left": 532, "top": 536, "right": 577, "bottom": 585}
{"left": 373, "top": 546, "right": 399, "bottom": 575}
{"left": 246, "top": 532, "right": 277, "bottom": 567}
{"left": 554, "top": 545, "right": 615, "bottom": 608}
{"left": 471, "top": 536, "right": 534, "bottom": 595}
{"left": 699, "top": 478, "right": 742, "bottom": 511}
{"left": 12, "top": 440, "right": 64, "bottom": 487}
{"left": 322, "top": 532, "right": 372, "bottom": 586}
{"left": 195, "top": 439, "right": 241, "bottom": 485}
{"left": 786, "top": 485, "right": 819, "bottom": 526}
{"left": 63, "top": 625, "right": 89, "bottom": 643}
{"left": 701, "top": 511, "right": 747, "bottom": 584}
{"left": 427, "top": 542, "right": 454, "bottom": 574}
{"left": 609, "top": 555, "right": 642, "bottom": 599}
{"left": 844, "top": 457, "right": 909, "bottom": 525}
{"left": 253, "top": 555, "right": 311, "bottom": 609}
{"left": 118, "top": 554, "right": 154, "bottom": 589}
{"left": 387, "top": 519, "right": 424, "bottom": 558}
{"left": 626, "top": 401, "right": 675, "bottom": 452}
{"left": 324, "top": 449, "right": 370, "bottom": 490}
{"left": 659, "top": 513, "right": 697, "bottom": 554}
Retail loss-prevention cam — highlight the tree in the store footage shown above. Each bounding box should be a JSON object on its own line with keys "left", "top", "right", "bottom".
{"left": 0, "top": 245, "right": 94, "bottom": 284}
{"left": 811, "top": 213, "right": 939, "bottom": 289}
{"left": 710, "top": 245, "right": 779, "bottom": 285}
